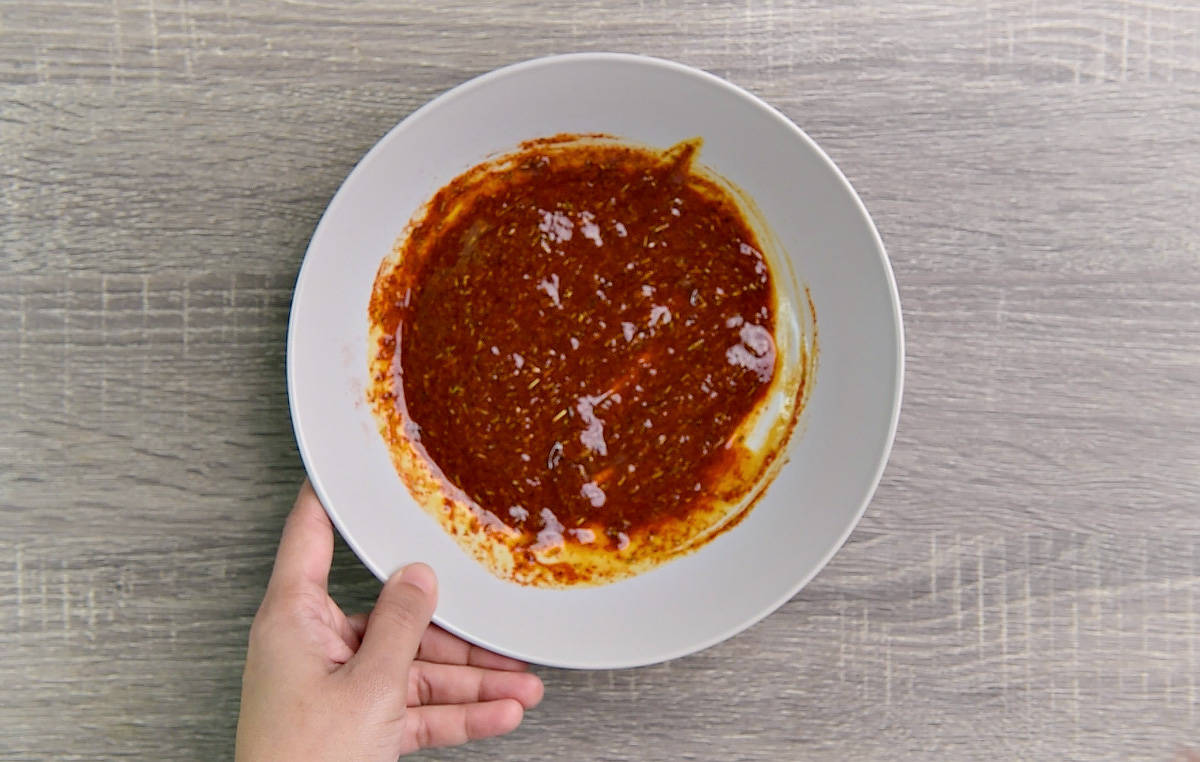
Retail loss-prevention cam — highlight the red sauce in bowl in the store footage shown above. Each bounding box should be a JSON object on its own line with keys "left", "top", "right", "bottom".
{"left": 368, "top": 136, "right": 809, "bottom": 586}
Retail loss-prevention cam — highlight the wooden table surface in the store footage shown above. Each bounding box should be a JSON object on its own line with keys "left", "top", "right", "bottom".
{"left": 3, "top": 1, "right": 1199, "bottom": 759}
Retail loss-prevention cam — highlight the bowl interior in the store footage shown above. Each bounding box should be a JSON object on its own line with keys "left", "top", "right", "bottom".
{"left": 288, "top": 53, "right": 902, "bottom": 668}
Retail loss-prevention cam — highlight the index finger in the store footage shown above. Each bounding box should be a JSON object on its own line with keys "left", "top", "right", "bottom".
{"left": 267, "top": 480, "right": 334, "bottom": 597}
{"left": 417, "top": 625, "right": 530, "bottom": 672}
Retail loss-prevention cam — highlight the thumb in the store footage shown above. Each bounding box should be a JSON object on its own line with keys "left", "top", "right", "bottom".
{"left": 353, "top": 564, "right": 438, "bottom": 681}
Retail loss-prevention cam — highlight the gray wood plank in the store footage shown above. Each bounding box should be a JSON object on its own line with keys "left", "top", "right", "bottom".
{"left": 2, "top": 1, "right": 1199, "bottom": 759}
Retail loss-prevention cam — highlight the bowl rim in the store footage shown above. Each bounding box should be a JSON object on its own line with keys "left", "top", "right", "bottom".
{"left": 286, "top": 51, "right": 905, "bottom": 668}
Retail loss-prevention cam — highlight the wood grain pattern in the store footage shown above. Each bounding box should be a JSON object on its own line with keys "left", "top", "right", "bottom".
{"left": 2, "top": 1, "right": 1199, "bottom": 759}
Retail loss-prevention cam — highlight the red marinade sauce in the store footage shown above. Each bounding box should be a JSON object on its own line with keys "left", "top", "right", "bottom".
{"left": 368, "top": 137, "right": 781, "bottom": 585}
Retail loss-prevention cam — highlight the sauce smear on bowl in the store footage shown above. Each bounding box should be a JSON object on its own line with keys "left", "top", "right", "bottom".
{"left": 368, "top": 136, "right": 809, "bottom": 586}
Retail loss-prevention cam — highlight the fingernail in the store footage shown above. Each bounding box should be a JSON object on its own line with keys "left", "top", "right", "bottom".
{"left": 400, "top": 563, "right": 437, "bottom": 597}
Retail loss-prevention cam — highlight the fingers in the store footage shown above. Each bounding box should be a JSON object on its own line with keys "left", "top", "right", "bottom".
{"left": 417, "top": 625, "right": 530, "bottom": 672}
{"left": 267, "top": 480, "right": 334, "bottom": 597}
{"left": 405, "top": 699, "right": 525, "bottom": 751}
{"left": 407, "top": 661, "right": 544, "bottom": 709}
{"left": 352, "top": 564, "right": 438, "bottom": 681}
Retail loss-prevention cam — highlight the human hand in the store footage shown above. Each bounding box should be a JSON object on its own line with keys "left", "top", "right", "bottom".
{"left": 235, "top": 481, "right": 543, "bottom": 760}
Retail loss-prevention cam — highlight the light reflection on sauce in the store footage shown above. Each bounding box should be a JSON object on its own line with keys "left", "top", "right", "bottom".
{"left": 367, "top": 134, "right": 813, "bottom": 587}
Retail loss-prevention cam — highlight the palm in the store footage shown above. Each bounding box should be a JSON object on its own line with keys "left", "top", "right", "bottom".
{"left": 288, "top": 588, "right": 362, "bottom": 665}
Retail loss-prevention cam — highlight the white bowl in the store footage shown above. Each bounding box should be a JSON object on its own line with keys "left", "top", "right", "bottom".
{"left": 287, "top": 53, "right": 903, "bottom": 669}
